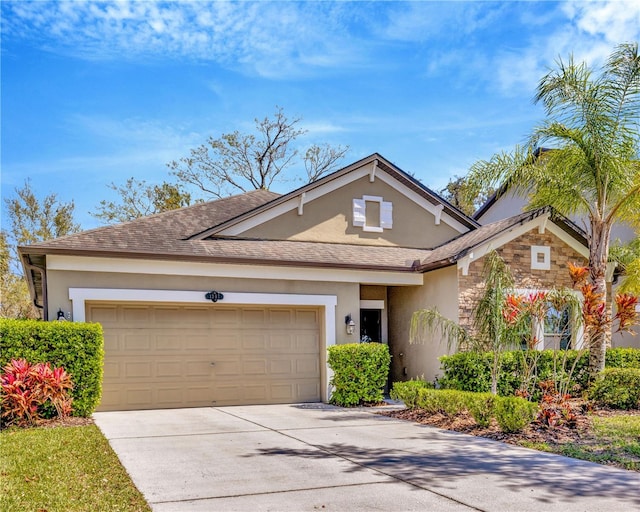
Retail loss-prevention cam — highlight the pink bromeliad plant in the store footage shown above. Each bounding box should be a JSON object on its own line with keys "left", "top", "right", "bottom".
{"left": 0, "top": 358, "right": 73, "bottom": 427}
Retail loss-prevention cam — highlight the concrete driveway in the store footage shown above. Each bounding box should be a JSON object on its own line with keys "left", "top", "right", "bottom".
{"left": 94, "top": 404, "right": 640, "bottom": 512}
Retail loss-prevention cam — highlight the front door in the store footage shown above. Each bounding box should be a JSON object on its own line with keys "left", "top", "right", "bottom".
{"left": 360, "top": 309, "right": 382, "bottom": 342}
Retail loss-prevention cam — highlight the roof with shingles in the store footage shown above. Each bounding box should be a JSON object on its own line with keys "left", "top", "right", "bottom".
{"left": 19, "top": 187, "right": 585, "bottom": 273}
{"left": 19, "top": 188, "right": 430, "bottom": 271}
{"left": 419, "top": 207, "right": 587, "bottom": 270}
{"left": 20, "top": 189, "right": 281, "bottom": 253}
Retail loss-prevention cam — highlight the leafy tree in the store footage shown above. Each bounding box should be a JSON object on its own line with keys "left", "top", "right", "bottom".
{"left": 2, "top": 181, "right": 81, "bottom": 318}
{"left": 439, "top": 175, "right": 495, "bottom": 216}
{"left": 92, "top": 178, "right": 192, "bottom": 224}
{"left": 5, "top": 180, "right": 81, "bottom": 248}
{"left": 0, "top": 231, "right": 37, "bottom": 319}
{"left": 465, "top": 43, "right": 640, "bottom": 380}
{"left": 168, "top": 106, "right": 349, "bottom": 198}
{"left": 303, "top": 143, "right": 350, "bottom": 183}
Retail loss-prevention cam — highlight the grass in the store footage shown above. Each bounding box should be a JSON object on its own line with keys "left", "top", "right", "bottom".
{"left": 0, "top": 424, "right": 151, "bottom": 512}
{"left": 524, "top": 415, "right": 640, "bottom": 471}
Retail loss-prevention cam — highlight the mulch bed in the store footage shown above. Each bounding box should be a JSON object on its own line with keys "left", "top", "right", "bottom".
{"left": 2, "top": 416, "right": 95, "bottom": 430}
{"left": 378, "top": 402, "right": 640, "bottom": 448}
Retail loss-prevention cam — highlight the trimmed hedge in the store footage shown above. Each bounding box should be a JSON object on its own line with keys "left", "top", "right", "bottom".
{"left": 494, "top": 396, "right": 537, "bottom": 433}
{"left": 328, "top": 343, "right": 390, "bottom": 407}
{"left": 394, "top": 386, "right": 535, "bottom": 433}
{"left": 438, "top": 348, "right": 640, "bottom": 397}
{"left": 605, "top": 348, "right": 640, "bottom": 368}
{"left": 589, "top": 368, "right": 640, "bottom": 410}
{"left": 390, "top": 380, "right": 433, "bottom": 408}
{"left": 0, "top": 319, "right": 104, "bottom": 416}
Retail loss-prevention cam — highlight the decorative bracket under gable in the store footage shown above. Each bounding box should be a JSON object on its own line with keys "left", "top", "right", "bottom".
{"left": 538, "top": 217, "right": 548, "bottom": 234}
{"left": 459, "top": 253, "right": 473, "bottom": 276}
{"left": 369, "top": 159, "right": 378, "bottom": 183}
{"left": 434, "top": 204, "right": 444, "bottom": 225}
{"left": 297, "top": 192, "right": 306, "bottom": 216}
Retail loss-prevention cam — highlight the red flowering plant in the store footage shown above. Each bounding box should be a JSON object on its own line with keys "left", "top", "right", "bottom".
{"left": 0, "top": 359, "right": 73, "bottom": 427}
{"left": 614, "top": 293, "right": 639, "bottom": 334}
{"left": 568, "top": 262, "right": 589, "bottom": 287}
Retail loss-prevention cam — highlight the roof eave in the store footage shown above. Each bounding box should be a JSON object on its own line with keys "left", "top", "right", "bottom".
{"left": 20, "top": 246, "right": 418, "bottom": 273}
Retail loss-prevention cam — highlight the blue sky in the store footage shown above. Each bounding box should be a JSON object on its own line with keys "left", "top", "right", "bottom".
{"left": 2, "top": 0, "right": 640, "bottom": 231}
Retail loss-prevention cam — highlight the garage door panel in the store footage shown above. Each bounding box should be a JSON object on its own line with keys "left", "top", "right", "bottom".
{"left": 242, "top": 309, "right": 266, "bottom": 324}
{"left": 241, "top": 333, "right": 267, "bottom": 350}
{"left": 297, "top": 382, "right": 321, "bottom": 401}
{"left": 270, "top": 359, "right": 294, "bottom": 374}
{"left": 213, "top": 358, "right": 244, "bottom": 376}
{"left": 211, "top": 308, "right": 240, "bottom": 324}
{"left": 90, "top": 305, "right": 118, "bottom": 323}
{"left": 296, "top": 309, "right": 319, "bottom": 326}
{"left": 270, "top": 309, "right": 293, "bottom": 325}
{"left": 90, "top": 303, "right": 321, "bottom": 410}
{"left": 212, "top": 331, "right": 242, "bottom": 350}
{"left": 123, "top": 333, "right": 151, "bottom": 351}
{"left": 243, "top": 359, "right": 268, "bottom": 375}
{"left": 124, "top": 361, "right": 152, "bottom": 378}
{"left": 267, "top": 332, "right": 294, "bottom": 350}
{"left": 122, "top": 307, "right": 152, "bottom": 324}
{"left": 126, "top": 388, "right": 153, "bottom": 406}
{"left": 103, "top": 361, "right": 120, "bottom": 379}
{"left": 295, "top": 358, "right": 319, "bottom": 376}
{"left": 295, "top": 333, "right": 320, "bottom": 351}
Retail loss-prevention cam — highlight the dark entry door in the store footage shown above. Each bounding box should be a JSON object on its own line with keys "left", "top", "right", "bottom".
{"left": 360, "top": 309, "right": 381, "bottom": 342}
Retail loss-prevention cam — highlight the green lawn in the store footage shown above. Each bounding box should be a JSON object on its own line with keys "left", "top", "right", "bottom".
{"left": 522, "top": 415, "right": 640, "bottom": 471}
{"left": 0, "top": 424, "right": 151, "bottom": 512}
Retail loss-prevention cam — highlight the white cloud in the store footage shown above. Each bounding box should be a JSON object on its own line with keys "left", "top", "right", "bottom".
{"left": 1, "top": 1, "right": 367, "bottom": 79}
{"left": 493, "top": 0, "right": 640, "bottom": 94}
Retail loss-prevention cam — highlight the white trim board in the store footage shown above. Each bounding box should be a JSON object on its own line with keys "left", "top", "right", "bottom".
{"left": 360, "top": 300, "right": 385, "bottom": 310}
{"left": 48, "top": 255, "right": 423, "bottom": 286}
{"left": 69, "top": 288, "right": 338, "bottom": 402}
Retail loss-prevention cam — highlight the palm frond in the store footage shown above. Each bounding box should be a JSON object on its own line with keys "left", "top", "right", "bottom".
{"left": 410, "top": 308, "right": 472, "bottom": 351}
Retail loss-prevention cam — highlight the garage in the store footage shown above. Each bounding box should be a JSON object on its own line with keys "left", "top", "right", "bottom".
{"left": 88, "top": 302, "right": 322, "bottom": 411}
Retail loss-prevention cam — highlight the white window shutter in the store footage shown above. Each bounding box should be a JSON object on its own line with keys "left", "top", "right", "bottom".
{"left": 353, "top": 198, "right": 366, "bottom": 227}
{"left": 380, "top": 201, "right": 393, "bottom": 229}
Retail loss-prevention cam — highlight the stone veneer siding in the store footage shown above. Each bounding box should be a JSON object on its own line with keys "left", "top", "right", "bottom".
{"left": 458, "top": 230, "right": 588, "bottom": 333}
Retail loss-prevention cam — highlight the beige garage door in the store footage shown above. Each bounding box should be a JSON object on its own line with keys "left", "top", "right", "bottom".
{"left": 88, "top": 302, "right": 322, "bottom": 411}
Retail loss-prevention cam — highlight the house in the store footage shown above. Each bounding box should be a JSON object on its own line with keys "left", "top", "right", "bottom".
{"left": 20, "top": 154, "right": 596, "bottom": 411}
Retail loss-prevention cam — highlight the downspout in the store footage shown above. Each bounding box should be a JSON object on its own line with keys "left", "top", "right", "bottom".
{"left": 24, "top": 262, "right": 48, "bottom": 321}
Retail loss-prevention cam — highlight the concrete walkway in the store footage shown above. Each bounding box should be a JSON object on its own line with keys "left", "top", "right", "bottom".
{"left": 94, "top": 404, "right": 640, "bottom": 512}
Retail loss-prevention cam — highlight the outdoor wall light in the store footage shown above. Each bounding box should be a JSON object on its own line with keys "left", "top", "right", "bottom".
{"left": 345, "top": 314, "right": 356, "bottom": 335}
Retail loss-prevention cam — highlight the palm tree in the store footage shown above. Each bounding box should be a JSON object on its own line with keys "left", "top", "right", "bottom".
{"left": 467, "top": 43, "right": 640, "bottom": 380}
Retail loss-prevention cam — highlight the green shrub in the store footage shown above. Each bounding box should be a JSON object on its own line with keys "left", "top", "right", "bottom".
{"left": 390, "top": 380, "right": 433, "bottom": 409}
{"left": 494, "top": 396, "right": 537, "bottom": 433}
{"left": 438, "top": 348, "right": 640, "bottom": 398}
{"left": 605, "top": 348, "right": 640, "bottom": 369}
{"left": 0, "top": 320, "right": 104, "bottom": 417}
{"left": 465, "top": 392, "right": 496, "bottom": 428}
{"left": 416, "top": 388, "right": 467, "bottom": 416}
{"left": 589, "top": 368, "right": 640, "bottom": 410}
{"left": 327, "top": 343, "right": 390, "bottom": 407}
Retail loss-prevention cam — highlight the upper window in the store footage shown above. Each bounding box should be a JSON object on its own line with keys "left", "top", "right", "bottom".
{"left": 353, "top": 196, "right": 393, "bottom": 233}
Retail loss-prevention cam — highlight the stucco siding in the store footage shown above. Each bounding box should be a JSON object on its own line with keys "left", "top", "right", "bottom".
{"left": 388, "top": 266, "right": 457, "bottom": 384}
{"left": 241, "top": 175, "right": 460, "bottom": 248}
